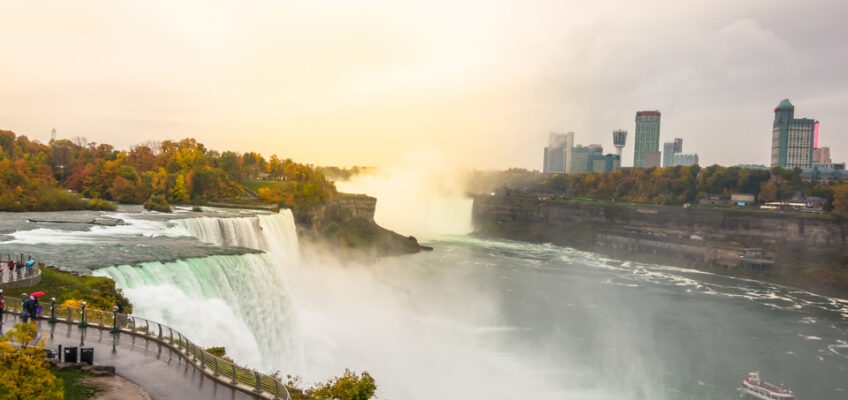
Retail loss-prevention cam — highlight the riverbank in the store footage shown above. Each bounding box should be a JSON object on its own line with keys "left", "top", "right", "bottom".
{"left": 472, "top": 194, "right": 848, "bottom": 298}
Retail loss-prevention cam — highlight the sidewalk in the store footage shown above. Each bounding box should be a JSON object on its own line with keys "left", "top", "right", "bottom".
{"left": 0, "top": 312, "right": 258, "bottom": 400}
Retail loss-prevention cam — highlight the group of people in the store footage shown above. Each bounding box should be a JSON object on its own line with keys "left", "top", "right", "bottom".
{"left": 0, "top": 290, "right": 42, "bottom": 327}
{"left": 20, "top": 293, "right": 40, "bottom": 323}
{"left": 1, "top": 257, "right": 36, "bottom": 281}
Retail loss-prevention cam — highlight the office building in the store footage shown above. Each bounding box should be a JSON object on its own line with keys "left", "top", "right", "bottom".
{"left": 671, "top": 153, "right": 699, "bottom": 166}
{"left": 543, "top": 132, "right": 574, "bottom": 173}
{"left": 813, "top": 147, "right": 832, "bottom": 166}
{"left": 634, "top": 111, "right": 661, "bottom": 168}
{"left": 771, "top": 99, "right": 818, "bottom": 168}
{"left": 613, "top": 130, "right": 627, "bottom": 158}
{"left": 593, "top": 154, "right": 621, "bottom": 173}
{"left": 663, "top": 141, "right": 676, "bottom": 167}
{"left": 642, "top": 151, "right": 661, "bottom": 168}
{"left": 570, "top": 144, "right": 603, "bottom": 174}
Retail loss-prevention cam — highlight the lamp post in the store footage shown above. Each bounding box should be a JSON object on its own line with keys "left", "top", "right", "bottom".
{"left": 110, "top": 305, "right": 119, "bottom": 333}
{"left": 48, "top": 297, "right": 57, "bottom": 324}
{"left": 78, "top": 301, "right": 87, "bottom": 328}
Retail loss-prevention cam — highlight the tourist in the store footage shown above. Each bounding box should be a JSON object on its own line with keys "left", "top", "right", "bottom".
{"left": 0, "top": 289, "right": 5, "bottom": 318}
{"left": 21, "top": 294, "right": 30, "bottom": 323}
{"left": 8, "top": 260, "right": 14, "bottom": 277}
{"left": 28, "top": 296, "right": 38, "bottom": 320}
{"left": 25, "top": 258, "right": 34, "bottom": 276}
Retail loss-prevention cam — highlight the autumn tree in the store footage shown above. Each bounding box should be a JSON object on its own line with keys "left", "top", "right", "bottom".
{"left": 308, "top": 369, "right": 376, "bottom": 400}
{"left": 0, "top": 322, "right": 64, "bottom": 400}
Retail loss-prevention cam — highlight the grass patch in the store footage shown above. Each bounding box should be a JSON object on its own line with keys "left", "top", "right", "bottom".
{"left": 4, "top": 266, "right": 132, "bottom": 313}
{"left": 52, "top": 368, "right": 103, "bottom": 400}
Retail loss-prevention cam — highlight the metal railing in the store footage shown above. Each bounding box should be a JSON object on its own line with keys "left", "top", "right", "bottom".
{"left": 3, "top": 297, "right": 290, "bottom": 400}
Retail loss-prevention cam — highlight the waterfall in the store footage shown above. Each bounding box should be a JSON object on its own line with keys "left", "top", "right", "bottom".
{"left": 173, "top": 211, "right": 300, "bottom": 258}
{"left": 94, "top": 211, "right": 302, "bottom": 373}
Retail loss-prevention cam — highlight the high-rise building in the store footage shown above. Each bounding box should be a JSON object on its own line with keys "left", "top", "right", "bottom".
{"left": 543, "top": 132, "right": 574, "bottom": 173}
{"left": 663, "top": 138, "right": 685, "bottom": 167}
{"left": 813, "top": 147, "right": 832, "bottom": 165}
{"left": 663, "top": 142, "right": 675, "bottom": 167}
{"left": 634, "top": 111, "right": 661, "bottom": 168}
{"left": 671, "top": 153, "right": 699, "bottom": 166}
{"left": 771, "top": 99, "right": 817, "bottom": 168}
{"left": 593, "top": 154, "right": 621, "bottom": 173}
{"left": 612, "top": 130, "right": 627, "bottom": 158}
{"left": 570, "top": 144, "right": 604, "bottom": 174}
{"left": 642, "top": 151, "right": 661, "bottom": 169}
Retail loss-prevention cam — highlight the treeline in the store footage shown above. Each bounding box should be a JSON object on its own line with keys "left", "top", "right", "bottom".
{"left": 0, "top": 130, "right": 336, "bottom": 212}
{"left": 472, "top": 165, "right": 848, "bottom": 211}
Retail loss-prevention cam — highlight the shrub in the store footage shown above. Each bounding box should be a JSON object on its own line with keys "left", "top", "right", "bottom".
{"left": 143, "top": 194, "right": 171, "bottom": 213}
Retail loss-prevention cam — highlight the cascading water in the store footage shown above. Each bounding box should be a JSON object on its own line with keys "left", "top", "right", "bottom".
{"left": 173, "top": 213, "right": 300, "bottom": 258}
{"left": 94, "top": 211, "right": 302, "bottom": 372}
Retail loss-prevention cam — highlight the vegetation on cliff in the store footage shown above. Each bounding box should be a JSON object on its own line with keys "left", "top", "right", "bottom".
{"left": 3, "top": 266, "right": 132, "bottom": 313}
{"left": 0, "top": 130, "right": 335, "bottom": 212}
{"left": 470, "top": 165, "right": 848, "bottom": 211}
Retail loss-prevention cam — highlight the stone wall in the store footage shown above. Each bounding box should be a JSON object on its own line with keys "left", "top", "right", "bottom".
{"left": 0, "top": 266, "right": 41, "bottom": 290}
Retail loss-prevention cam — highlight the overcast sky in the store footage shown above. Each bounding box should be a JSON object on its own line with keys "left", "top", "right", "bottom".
{"left": 1, "top": 0, "right": 846, "bottom": 170}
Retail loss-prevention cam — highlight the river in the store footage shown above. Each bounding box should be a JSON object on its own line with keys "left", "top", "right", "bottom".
{"left": 1, "top": 205, "right": 846, "bottom": 399}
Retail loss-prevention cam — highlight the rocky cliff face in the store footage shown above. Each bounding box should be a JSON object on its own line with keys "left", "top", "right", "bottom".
{"left": 473, "top": 195, "right": 848, "bottom": 297}
{"left": 295, "top": 193, "right": 424, "bottom": 259}
{"left": 473, "top": 195, "right": 848, "bottom": 254}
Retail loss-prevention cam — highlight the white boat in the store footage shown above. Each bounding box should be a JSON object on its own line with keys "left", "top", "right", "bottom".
{"left": 739, "top": 372, "right": 797, "bottom": 399}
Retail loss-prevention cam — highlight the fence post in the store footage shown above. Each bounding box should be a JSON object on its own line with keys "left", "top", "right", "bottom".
{"left": 200, "top": 350, "right": 206, "bottom": 369}
{"left": 254, "top": 370, "right": 262, "bottom": 393}
{"left": 145, "top": 320, "right": 149, "bottom": 336}
{"left": 192, "top": 343, "right": 197, "bottom": 361}
{"left": 214, "top": 357, "right": 219, "bottom": 376}
{"left": 48, "top": 297, "right": 57, "bottom": 324}
{"left": 158, "top": 323, "right": 163, "bottom": 340}
{"left": 231, "top": 365, "right": 237, "bottom": 384}
{"left": 78, "top": 302, "right": 87, "bottom": 328}
{"left": 110, "top": 306, "right": 119, "bottom": 333}
{"left": 275, "top": 379, "right": 280, "bottom": 399}
{"left": 130, "top": 317, "right": 136, "bottom": 332}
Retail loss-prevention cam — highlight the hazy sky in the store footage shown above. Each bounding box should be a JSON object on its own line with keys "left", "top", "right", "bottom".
{"left": 1, "top": 0, "right": 846, "bottom": 169}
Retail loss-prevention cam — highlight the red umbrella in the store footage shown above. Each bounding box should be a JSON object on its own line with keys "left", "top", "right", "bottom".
{"left": 30, "top": 291, "right": 45, "bottom": 297}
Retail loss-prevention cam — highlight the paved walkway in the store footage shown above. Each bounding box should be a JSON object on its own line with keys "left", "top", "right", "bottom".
{"left": 0, "top": 312, "right": 258, "bottom": 400}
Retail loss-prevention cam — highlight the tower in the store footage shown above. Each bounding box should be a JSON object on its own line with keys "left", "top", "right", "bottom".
{"left": 51, "top": 128, "right": 57, "bottom": 142}
{"left": 612, "top": 130, "right": 627, "bottom": 158}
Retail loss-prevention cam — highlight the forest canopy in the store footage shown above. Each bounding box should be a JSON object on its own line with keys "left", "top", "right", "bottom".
{"left": 0, "top": 130, "right": 335, "bottom": 212}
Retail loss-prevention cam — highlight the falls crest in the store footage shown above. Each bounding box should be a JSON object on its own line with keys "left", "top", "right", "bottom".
{"left": 95, "top": 210, "right": 302, "bottom": 372}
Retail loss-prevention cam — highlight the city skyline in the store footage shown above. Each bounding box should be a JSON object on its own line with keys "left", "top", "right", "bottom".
{"left": 1, "top": 1, "right": 847, "bottom": 170}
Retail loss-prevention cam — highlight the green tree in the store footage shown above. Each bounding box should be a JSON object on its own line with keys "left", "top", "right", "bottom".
{"left": 832, "top": 184, "right": 848, "bottom": 212}
{"left": 309, "top": 369, "right": 376, "bottom": 400}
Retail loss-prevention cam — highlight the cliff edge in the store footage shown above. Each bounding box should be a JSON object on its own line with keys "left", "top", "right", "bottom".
{"left": 294, "top": 193, "right": 425, "bottom": 260}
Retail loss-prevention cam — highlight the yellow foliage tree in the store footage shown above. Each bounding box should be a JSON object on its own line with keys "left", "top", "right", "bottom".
{"left": 832, "top": 183, "right": 848, "bottom": 212}
{"left": 0, "top": 322, "right": 63, "bottom": 400}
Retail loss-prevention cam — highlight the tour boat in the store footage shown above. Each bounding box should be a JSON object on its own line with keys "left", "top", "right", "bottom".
{"left": 739, "top": 372, "right": 797, "bottom": 399}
